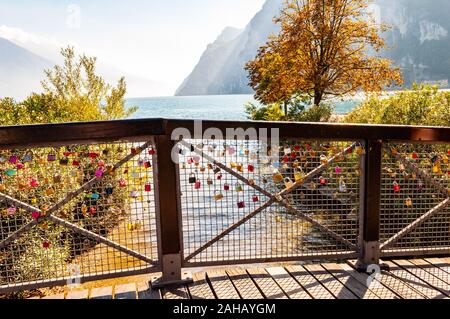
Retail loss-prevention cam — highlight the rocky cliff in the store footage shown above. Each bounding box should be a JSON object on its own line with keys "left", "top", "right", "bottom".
{"left": 176, "top": 0, "right": 450, "bottom": 96}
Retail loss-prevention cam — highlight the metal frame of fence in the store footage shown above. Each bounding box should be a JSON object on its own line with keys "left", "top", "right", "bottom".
{"left": 0, "top": 118, "right": 448, "bottom": 293}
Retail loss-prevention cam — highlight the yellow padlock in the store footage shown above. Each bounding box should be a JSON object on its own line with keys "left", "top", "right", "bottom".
{"left": 214, "top": 192, "right": 224, "bottom": 201}
{"left": 294, "top": 169, "right": 305, "bottom": 183}
{"left": 272, "top": 170, "right": 283, "bottom": 183}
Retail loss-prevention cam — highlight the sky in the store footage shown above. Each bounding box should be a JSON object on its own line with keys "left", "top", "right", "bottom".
{"left": 0, "top": 0, "right": 266, "bottom": 96}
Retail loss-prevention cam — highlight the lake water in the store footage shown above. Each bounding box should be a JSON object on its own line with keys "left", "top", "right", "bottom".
{"left": 126, "top": 95, "right": 360, "bottom": 121}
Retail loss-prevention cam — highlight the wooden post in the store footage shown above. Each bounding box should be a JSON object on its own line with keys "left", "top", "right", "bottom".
{"left": 151, "top": 135, "right": 192, "bottom": 288}
{"left": 356, "top": 139, "right": 386, "bottom": 272}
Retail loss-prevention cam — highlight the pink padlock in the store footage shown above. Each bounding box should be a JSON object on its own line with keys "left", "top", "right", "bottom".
{"left": 95, "top": 169, "right": 103, "bottom": 178}
{"left": 30, "top": 179, "right": 39, "bottom": 187}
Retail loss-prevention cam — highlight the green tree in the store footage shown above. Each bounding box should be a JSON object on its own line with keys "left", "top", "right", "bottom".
{"left": 245, "top": 95, "right": 334, "bottom": 122}
{"left": 41, "top": 46, "right": 137, "bottom": 122}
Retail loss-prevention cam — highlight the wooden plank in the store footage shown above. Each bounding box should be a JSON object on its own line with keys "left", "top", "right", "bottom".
{"left": 114, "top": 283, "right": 137, "bottom": 299}
{"left": 347, "top": 260, "right": 426, "bottom": 299}
{"left": 265, "top": 267, "right": 311, "bottom": 299}
{"left": 410, "top": 259, "right": 450, "bottom": 286}
{"left": 321, "top": 263, "right": 379, "bottom": 299}
{"left": 42, "top": 293, "right": 65, "bottom": 300}
{"left": 206, "top": 270, "right": 240, "bottom": 299}
{"left": 338, "top": 263, "right": 400, "bottom": 299}
{"left": 383, "top": 260, "right": 444, "bottom": 299}
{"left": 65, "top": 289, "right": 89, "bottom": 300}
{"left": 187, "top": 272, "right": 216, "bottom": 300}
{"left": 426, "top": 257, "right": 450, "bottom": 275}
{"left": 393, "top": 260, "right": 450, "bottom": 297}
{"left": 246, "top": 268, "right": 288, "bottom": 299}
{"left": 285, "top": 265, "right": 334, "bottom": 299}
{"left": 161, "top": 286, "right": 190, "bottom": 299}
{"left": 226, "top": 268, "right": 264, "bottom": 299}
{"left": 137, "top": 282, "right": 162, "bottom": 299}
{"left": 303, "top": 264, "right": 357, "bottom": 299}
{"left": 90, "top": 286, "right": 113, "bottom": 299}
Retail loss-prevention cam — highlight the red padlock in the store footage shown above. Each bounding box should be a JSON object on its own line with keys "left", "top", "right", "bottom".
{"left": 248, "top": 164, "right": 255, "bottom": 173}
{"left": 393, "top": 182, "right": 401, "bottom": 193}
{"left": 145, "top": 182, "right": 152, "bottom": 192}
{"left": 237, "top": 201, "right": 246, "bottom": 209}
{"left": 149, "top": 148, "right": 156, "bottom": 155}
{"left": 252, "top": 196, "right": 259, "bottom": 203}
{"left": 195, "top": 179, "right": 201, "bottom": 190}
{"left": 217, "top": 174, "right": 223, "bottom": 180}
{"left": 144, "top": 161, "right": 152, "bottom": 169}
{"left": 224, "top": 184, "right": 230, "bottom": 191}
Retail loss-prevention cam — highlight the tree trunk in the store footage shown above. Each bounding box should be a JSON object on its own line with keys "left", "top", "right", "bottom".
{"left": 283, "top": 101, "right": 288, "bottom": 117}
{"left": 314, "top": 91, "right": 323, "bottom": 106}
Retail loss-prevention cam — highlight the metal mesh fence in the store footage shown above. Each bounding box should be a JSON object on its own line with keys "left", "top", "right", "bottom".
{"left": 178, "top": 138, "right": 362, "bottom": 265}
{"left": 0, "top": 141, "right": 158, "bottom": 291}
{"left": 380, "top": 143, "right": 450, "bottom": 254}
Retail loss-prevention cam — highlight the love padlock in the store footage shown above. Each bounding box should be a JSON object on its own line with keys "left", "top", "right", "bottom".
{"left": 393, "top": 181, "right": 401, "bottom": 193}
{"left": 284, "top": 177, "right": 294, "bottom": 189}
{"left": 339, "top": 177, "right": 348, "bottom": 193}
{"left": 272, "top": 170, "right": 283, "bottom": 183}
{"left": 188, "top": 173, "right": 196, "bottom": 184}
{"left": 235, "top": 183, "right": 243, "bottom": 192}
{"left": 294, "top": 168, "right": 305, "bottom": 183}
{"left": 195, "top": 179, "right": 201, "bottom": 190}
{"left": 214, "top": 191, "right": 224, "bottom": 201}
{"left": 405, "top": 197, "right": 413, "bottom": 207}
{"left": 237, "top": 201, "right": 246, "bottom": 209}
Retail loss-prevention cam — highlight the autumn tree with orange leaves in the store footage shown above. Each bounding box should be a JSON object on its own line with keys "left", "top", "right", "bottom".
{"left": 246, "top": 0, "right": 403, "bottom": 112}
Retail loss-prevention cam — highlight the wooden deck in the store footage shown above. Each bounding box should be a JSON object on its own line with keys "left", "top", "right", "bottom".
{"left": 37, "top": 258, "right": 450, "bottom": 299}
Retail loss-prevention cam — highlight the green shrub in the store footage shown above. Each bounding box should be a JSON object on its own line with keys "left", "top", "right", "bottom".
{"left": 245, "top": 95, "right": 334, "bottom": 122}
{"left": 344, "top": 84, "right": 450, "bottom": 126}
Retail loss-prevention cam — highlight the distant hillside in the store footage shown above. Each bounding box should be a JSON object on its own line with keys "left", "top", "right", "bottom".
{"left": 0, "top": 37, "right": 53, "bottom": 99}
{"left": 176, "top": 0, "right": 282, "bottom": 96}
{"left": 176, "top": 0, "right": 450, "bottom": 96}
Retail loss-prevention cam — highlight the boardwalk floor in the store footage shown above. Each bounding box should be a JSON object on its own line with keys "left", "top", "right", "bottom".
{"left": 36, "top": 257, "right": 450, "bottom": 299}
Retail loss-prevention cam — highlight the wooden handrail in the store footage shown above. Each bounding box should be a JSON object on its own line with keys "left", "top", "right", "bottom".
{"left": 0, "top": 119, "right": 448, "bottom": 149}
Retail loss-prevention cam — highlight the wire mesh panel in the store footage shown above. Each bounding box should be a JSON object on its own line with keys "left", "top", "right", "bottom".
{"left": 0, "top": 140, "right": 158, "bottom": 292}
{"left": 178, "top": 138, "right": 362, "bottom": 265}
{"left": 380, "top": 143, "right": 450, "bottom": 255}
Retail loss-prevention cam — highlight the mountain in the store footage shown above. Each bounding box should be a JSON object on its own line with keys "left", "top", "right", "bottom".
{"left": 0, "top": 37, "right": 53, "bottom": 99}
{"left": 176, "top": 0, "right": 283, "bottom": 96}
{"left": 176, "top": 0, "right": 450, "bottom": 96}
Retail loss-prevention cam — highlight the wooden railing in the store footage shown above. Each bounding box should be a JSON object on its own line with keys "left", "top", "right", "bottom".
{"left": 0, "top": 118, "right": 449, "bottom": 293}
